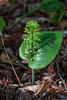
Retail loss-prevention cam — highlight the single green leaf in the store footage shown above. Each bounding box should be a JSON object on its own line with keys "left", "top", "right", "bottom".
{"left": 39, "top": 0, "right": 65, "bottom": 24}
{"left": 52, "top": 9, "right": 65, "bottom": 24}
{"left": 0, "top": 16, "right": 6, "bottom": 32}
{"left": 19, "top": 31, "right": 63, "bottom": 69}
{"left": 38, "top": 0, "right": 65, "bottom": 13}
{"left": 8, "top": 0, "right": 15, "bottom": 17}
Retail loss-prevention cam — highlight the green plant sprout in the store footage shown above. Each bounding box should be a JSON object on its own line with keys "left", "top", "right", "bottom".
{"left": 10, "top": 0, "right": 65, "bottom": 30}
{"left": 19, "top": 20, "right": 63, "bottom": 85}
{"left": 0, "top": 16, "right": 6, "bottom": 32}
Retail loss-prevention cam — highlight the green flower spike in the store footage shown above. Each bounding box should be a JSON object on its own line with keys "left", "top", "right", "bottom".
{"left": 25, "top": 20, "right": 41, "bottom": 34}
{"left": 23, "top": 21, "right": 41, "bottom": 85}
{"left": 24, "top": 21, "right": 41, "bottom": 55}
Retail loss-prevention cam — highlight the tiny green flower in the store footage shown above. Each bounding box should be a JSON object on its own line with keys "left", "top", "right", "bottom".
{"left": 24, "top": 20, "right": 42, "bottom": 57}
{"left": 25, "top": 20, "right": 41, "bottom": 34}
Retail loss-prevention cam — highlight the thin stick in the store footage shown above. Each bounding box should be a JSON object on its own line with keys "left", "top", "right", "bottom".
{"left": 0, "top": 31, "right": 21, "bottom": 85}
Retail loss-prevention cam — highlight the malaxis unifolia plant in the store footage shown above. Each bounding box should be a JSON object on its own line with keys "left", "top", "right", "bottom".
{"left": 19, "top": 20, "right": 63, "bottom": 85}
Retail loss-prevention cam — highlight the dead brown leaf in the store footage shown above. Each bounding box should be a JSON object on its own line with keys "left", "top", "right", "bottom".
{"left": 25, "top": 69, "right": 32, "bottom": 75}
{"left": 47, "top": 60, "right": 55, "bottom": 74}
{"left": 34, "top": 79, "right": 51, "bottom": 95}
{"left": 51, "top": 85, "right": 59, "bottom": 90}
{"left": 0, "top": 53, "right": 18, "bottom": 65}
{"left": 19, "top": 85, "right": 40, "bottom": 93}
{"left": 59, "top": 20, "right": 67, "bottom": 28}
{"left": 0, "top": 0, "right": 10, "bottom": 6}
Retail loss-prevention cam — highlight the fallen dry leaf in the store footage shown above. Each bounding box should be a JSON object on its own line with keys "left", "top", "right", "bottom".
{"left": 47, "top": 60, "right": 55, "bottom": 74}
{"left": 42, "top": 72, "right": 56, "bottom": 80}
{"left": 25, "top": 69, "right": 32, "bottom": 75}
{"left": 51, "top": 85, "right": 59, "bottom": 90}
{"left": 0, "top": 53, "right": 18, "bottom": 65}
{"left": 59, "top": 20, "right": 67, "bottom": 28}
{"left": 19, "top": 85, "right": 40, "bottom": 93}
{"left": 34, "top": 79, "right": 51, "bottom": 95}
{"left": 0, "top": 0, "right": 10, "bottom": 6}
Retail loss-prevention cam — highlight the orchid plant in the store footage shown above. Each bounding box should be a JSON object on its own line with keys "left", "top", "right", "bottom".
{"left": 19, "top": 20, "right": 63, "bottom": 85}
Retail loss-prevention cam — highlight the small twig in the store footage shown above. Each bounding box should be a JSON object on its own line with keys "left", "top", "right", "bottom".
{"left": 0, "top": 31, "right": 21, "bottom": 85}
{"left": 56, "top": 57, "right": 67, "bottom": 91}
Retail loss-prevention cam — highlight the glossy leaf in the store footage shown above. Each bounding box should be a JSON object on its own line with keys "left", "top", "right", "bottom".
{"left": 0, "top": 16, "right": 6, "bottom": 32}
{"left": 39, "top": 0, "right": 65, "bottom": 24}
{"left": 38, "top": 0, "right": 65, "bottom": 13}
{"left": 19, "top": 31, "right": 63, "bottom": 69}
{"left": 52, "top": 9, "right": 65, "bottom": 24}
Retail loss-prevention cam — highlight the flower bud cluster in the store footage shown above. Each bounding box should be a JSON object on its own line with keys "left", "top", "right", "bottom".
{"left": 24, "top": 20, "right": 41, "bottom": 35}
{"left": 24, "top": 21, "right": 41, "bottom": 58}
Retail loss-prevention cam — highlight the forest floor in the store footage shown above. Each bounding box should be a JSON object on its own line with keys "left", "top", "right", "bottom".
{"left": 0, "top": 0, "right": 67, "bottom": 100}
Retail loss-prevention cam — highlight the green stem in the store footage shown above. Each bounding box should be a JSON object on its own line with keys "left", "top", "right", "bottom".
{"left": 31, "top": 31, "right": 33, "bottom": 55}
{"left": 31, "top": 30, "right": 35, "bottom": 85}
{"left": 10, "top": 7, "right": 39, "bottom": 30}
{"left": 32, "top": 69, "right": 35, "bottom": 85}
